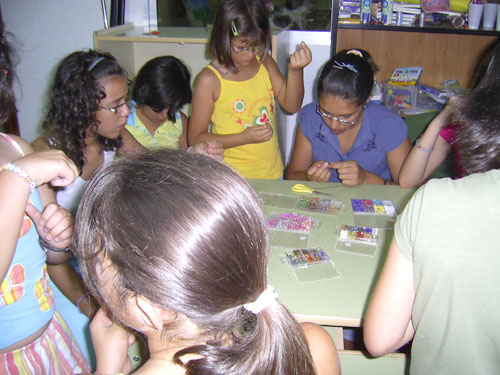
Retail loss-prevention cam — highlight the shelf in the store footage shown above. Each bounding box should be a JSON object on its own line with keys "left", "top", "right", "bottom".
{"left": 338, "top": 23, "right": 500, "bottom": 36}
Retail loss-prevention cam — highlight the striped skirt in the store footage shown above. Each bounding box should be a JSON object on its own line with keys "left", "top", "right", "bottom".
{"left": 0, "top": 311, "right": 91, "bottom": 375}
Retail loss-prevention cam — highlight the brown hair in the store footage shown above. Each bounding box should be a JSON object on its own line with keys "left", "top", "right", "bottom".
{"left": 74, "top": 149, "right": 316, "bottom": 375}
{"left": 455, "top": 78, "right": 500, "bottom": 175}
{"left": 208, "top": 0, "right": 271, "bottom": 72}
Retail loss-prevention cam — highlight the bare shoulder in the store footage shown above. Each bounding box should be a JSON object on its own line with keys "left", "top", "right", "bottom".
{"left": 194, "top": 66, "right": 219, "bottom": 88}
{"left": 9, "top": 134, "right": 33, "bottom": 154}
{"left": 261, "top": 53, "right": 280, "bottom": 73}
{"left": 0, "top": 134, "right": 33, "bottom": 162}
{"left": 302, "top": 322, "right": 341, "bottom": 375}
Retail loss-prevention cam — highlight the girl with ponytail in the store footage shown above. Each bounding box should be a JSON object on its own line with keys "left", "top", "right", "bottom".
{"left": 74, "top": 148, "right": 339, "bottom": 375}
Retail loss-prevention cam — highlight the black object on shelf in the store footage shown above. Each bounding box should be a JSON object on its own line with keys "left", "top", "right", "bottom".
{"left": 110, "top": 0, "right": 125, "bottom": 27}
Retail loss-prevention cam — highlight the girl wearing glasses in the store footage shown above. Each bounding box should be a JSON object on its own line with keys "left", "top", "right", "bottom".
{"left": 188, "top": 0, "right": 311, "bottom": 179}
{"left": 31, "top": 49, "right": 135, "bottom": 366}
{"left": 286, "top": 50, "right": 411, "bottom": 185}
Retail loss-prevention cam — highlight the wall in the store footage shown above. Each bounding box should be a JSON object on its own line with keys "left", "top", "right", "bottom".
{"left": 1, "top": 0, "right": 148, "bottom": 142}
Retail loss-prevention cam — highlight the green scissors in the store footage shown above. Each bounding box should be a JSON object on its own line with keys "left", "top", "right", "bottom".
{"left": 292, "top": 184, "right": 335, "bottom": 197}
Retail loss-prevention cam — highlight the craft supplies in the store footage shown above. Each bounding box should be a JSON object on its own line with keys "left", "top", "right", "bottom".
{"left": 335, "top": 225, "right": 379, "bottom": 256}
{"left": 279, "top": 247, "right": 341, "bottom": 282}
{"left": 295, "top": 196, "right": 346, "bottom": 215}
{"left": 351, "top": 198, "right": 397, "bottom": 228}
{"left": 267, "top": 212, "right": 317, "bottom": 233}
{"left": 292, "top": 183, "right": 336, "bottom": 197}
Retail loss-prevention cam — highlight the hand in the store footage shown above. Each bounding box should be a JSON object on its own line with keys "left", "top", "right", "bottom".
{"left": 242, "top": 124, "right": 273, "bottom": 144}
{"left": 189, "top": 141, "right": 224, "bottom": 161}
{"left": 305, "top": 161, "right": 331, "bottom": 182}
{"left": 432, "top": 96, "right": 457, "bottom": 130}
{"left": 91, "top": 308, "right": 135, "bottom": 375}
{"left": 26, "top": 202, "right": 73, "bottom": 247}
{"left": 13, "top": 150, "right": 78, "bottom": 188}
{"left": 330, "top": 160, "right": 366, "bottom": 186}
{"left": 289, "top": 41, "right": 312, "bottom": 71}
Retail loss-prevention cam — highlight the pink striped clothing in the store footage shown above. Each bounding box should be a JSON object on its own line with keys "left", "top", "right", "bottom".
{"left": 0, "top": 312, "right": 90, "bottom": 375}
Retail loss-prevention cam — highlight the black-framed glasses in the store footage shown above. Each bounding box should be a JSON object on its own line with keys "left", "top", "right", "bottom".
{"left": 100, "top": 94, "right": 131, "bottom": 114}
{"left": 316, "top": 102, "right": 365, "bottom": 126}
{"left": 231, "top": 44, "right": 266, "bottom": 54}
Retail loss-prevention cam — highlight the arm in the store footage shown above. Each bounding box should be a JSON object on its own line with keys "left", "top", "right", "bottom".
{"left": 118, "top": 128, "right": 146, "bottom": 156}
{"left": 302, "top": 322, "right": 340, "bottom": 375}
{"left": 264, "top": 42, "right": 312, "bottom": 114}
{"left": 329, "top": 136, "right": 411, "bottom": 185}
{"left": 285, "top": 125, "right": 331, "bottom": 182}
{"left": 0, "top": 146, "right": 78, "bottom": 280}
{"left": 398, "top": 104, "right": 455, "bottom": 188}
{"left": 363, "top": 238, "right": 415, "bottom": 357}
{"left": 188, "top": 68, "right": 272, "bottom": 149}
{"left": 91, "top": 308, "right": 135, "bottom": 375}
{"left": 178, "top": 112, "right": 189, "bottom": 151}
{"left": 47, "top": 263, "right": 98, "bottom": 318}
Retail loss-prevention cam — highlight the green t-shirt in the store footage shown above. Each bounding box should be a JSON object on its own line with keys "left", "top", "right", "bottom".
{"left": 396, "top": 169, "right": 500, "bottom": 375}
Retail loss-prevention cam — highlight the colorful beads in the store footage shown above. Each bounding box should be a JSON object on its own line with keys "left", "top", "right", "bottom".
{"left": 285, "top": 248, "right": 330, "bottom": 267}
{"left": 295, "top": 196, "right": 346, "bottom": 215}
{"left": 338, "top": 224, "right": 378, "bottom": 244}
{"left": 267, "top": 212, "right": 316, "bottom": 233}
{"left": 351, "top": 198, "right": 396, "bottom": 216}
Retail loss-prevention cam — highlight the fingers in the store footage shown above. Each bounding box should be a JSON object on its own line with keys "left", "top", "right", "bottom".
{"left": 31, "top": 202, "right": 73, "bottom": 242}
{"left": 206, "top": 141, "right": 225, "bottom": 161}
{"left": 244, "top": 124, "right": 273, "bottom": 143}
{"left": 289, "top": 41, "right": 312, "bottom": 70}
{"left": 330, "top": 161, "right": 364, "bottom": 185}
{"left": 14, "top": 150, "right": 78, "bottom": 187}
{"left": 306, "top": 161, "right": 331, "bottom": 182}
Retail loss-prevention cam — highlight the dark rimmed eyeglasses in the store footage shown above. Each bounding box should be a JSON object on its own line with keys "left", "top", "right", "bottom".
{"left": 316, "top": 102, "right": 365, "bottom": 126}
{"left": 100, "top": 93, "right": 131, "bottom": 114}
{"left": 231, "top": 44, "right": 266, "bottom": 54}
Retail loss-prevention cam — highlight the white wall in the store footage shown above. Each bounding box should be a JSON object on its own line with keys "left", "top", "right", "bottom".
{"left": 1, "top": 0, "right": 148, "bottom": 142}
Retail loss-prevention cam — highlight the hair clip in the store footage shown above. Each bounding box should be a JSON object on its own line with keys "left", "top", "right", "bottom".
{"left": 332, "top": 60, "right": 358, "bottom": 73}
{"left": 231, "top": 20, "right": 239, "bottom": 36}
{"left": 87, "top": 57, "right": 105, "bottom": 72}
{"left": 346, "top": 49, "right": 363, "bottom": 58}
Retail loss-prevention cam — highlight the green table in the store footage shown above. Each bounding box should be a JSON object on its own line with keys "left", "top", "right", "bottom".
{"left": 249, "top": 179, "right": 415, "bottom": 348}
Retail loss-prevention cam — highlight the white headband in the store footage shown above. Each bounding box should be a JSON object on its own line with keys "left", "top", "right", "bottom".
{"left": 243, "top": 286, "right": 278, "bottom": 314}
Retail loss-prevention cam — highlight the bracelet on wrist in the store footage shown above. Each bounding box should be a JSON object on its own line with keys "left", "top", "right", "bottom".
{"left": 38, "top": 236, "right": 71, "bottom": 253}
{"left": 0, "top": 163, "right": 36, "bottom": 192}
{"left": 94, "top": 373, "right": 125, "bottom": 375}
{"left": 76, "top": 292, "right": 91, "bottom": 315}
{"left": 415, "top": 137, "right": 434, "bottom": 154}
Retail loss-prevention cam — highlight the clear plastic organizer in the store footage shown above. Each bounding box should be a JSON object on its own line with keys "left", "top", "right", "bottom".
{"left": 259, "top": 192, "right": 345, "bottom": 215}
{"left": 278, "top": 247, "right": 341, "bottom": 282}
{"left": 350, "top": 199, "right": 397, "bottom": 228}
{"left": 335, "top": 225, "right": 379, "bottom": 257}
{"left": 266, "top": 211, "right": 319, "bottom": 233}
{"left": 295, "top": 196, "right": 346, "bottom": 215}
{"left": 259, "top": 192, "right": 299, "bottom": 210}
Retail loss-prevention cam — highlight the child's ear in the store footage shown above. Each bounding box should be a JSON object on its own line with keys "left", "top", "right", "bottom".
{"left": 134, "top": 295, "right": 170, "bottom": 331}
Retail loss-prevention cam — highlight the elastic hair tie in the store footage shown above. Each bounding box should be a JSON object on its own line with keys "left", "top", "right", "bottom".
{"left": 231, "top": 20, "right": 239, "bottom": 36}
{"left": 243, "top": 286, "right": 278, "bottom": 314}
{"left": 87, "top": 57, "right": 105, "bottom": 71}
{"left": 346, "top": 49, "right": 363, "bottom": 58}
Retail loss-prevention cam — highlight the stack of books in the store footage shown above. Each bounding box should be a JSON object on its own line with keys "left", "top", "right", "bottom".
{"left": 376, "top": 2, "right": 422, "bottom": 26}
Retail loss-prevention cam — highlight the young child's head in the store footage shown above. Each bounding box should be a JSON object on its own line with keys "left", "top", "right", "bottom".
{"left": 456, "top": 78, "right": 500, "bottom": 175}
{"left": 43, "top": 50, "right": 129, "bottom": 172}
{"left": 74, "top": 149, "right": 316, "bottom": 375}
{"left": 132, "top": 56, "right": 191, "bottom": 122}
{"left": 318, "top": 49, "right": 374, "bottom": 106}
{"left": 208, "top": 0, "right": 271, "bottom": 71}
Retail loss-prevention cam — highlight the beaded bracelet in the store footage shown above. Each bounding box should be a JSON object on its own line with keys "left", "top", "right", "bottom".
{"left": 0, "top": 163, "right": 36, "bottom": 192}
{"left": 76, "top": 292, "right": 91, "bottom": 315}
{"left": 94, "top": 373, "right": 125, "bottom": 375}
{"left": 38, "top": 236, "right": 71, "bottom": 253}
{"left": 415, "top": 137, "right": 434, "bottom": 154}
